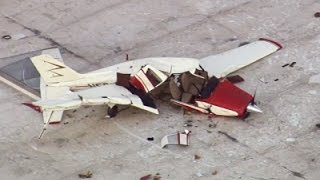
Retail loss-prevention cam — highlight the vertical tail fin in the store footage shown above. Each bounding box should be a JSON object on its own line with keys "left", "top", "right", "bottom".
{"left": 31, "top": 54, "right": 81, "bottom": 84}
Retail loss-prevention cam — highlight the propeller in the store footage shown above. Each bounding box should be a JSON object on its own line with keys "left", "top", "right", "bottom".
{"left": 246, "top": 88, "right": 263, "bottom": 113}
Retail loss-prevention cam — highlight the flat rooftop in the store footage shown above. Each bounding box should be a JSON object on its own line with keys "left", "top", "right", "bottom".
{"left": 0, "top": 0, "right": 319, "bottom": 179}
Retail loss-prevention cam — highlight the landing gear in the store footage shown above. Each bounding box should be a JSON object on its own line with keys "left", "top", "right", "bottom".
{"left": 106, "top": 106, "right": 118, "bottom": 118}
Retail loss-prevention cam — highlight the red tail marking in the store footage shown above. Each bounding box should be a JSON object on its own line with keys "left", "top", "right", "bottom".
{"left": 22, "top": 102, "right": 42, "bottom": 113}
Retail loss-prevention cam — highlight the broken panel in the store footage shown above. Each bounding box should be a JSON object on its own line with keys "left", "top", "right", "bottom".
{"left": 161, "top": 130, "right": 191, "bottom": 148}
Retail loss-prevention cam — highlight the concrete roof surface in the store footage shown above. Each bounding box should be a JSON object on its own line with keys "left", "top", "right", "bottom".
{"left": 0, "top": 0, "right": 319, "bottom": 179}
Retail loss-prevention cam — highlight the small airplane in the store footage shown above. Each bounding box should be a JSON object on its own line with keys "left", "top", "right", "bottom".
{"left": 22, "top": 38, "right": 282, "bottom": 138}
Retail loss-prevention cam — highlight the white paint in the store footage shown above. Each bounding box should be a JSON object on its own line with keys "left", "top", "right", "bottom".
{"left": 200, "top": 39, "right": 280, "bottom": 78}
{"left": 286, "top": 138, "right": 296, "bottom": 142}
{"left": 196, "top": 101, "right": 238, "bottom": 116}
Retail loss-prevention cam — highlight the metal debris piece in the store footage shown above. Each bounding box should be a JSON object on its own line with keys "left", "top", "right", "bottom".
{"left": 274, "top": 78, "right": 279, "bottom": 81}
{"left": 282, "top": 62, "right": 296, "bottom": 68}
{"left": 212, "top": 170, "right": 218, "bottom": 175}
{"left": 282, "top": 63, "right": 290, "bottom": 67}
{"left": 226, "top": 75, "right": 244, "bottom": 84}
{"left": 282, "top": 166, "right": 305, "bottom": 179}
{"left": 194, "top": 154, "right": 201, "bottom": 160}
{"left": 2, "top": 35, "right": 11, "bottom": 40}
{"left": 171, "top": 99, "right": 210, "bottom": 114}
{"left": 286, "top": 138, "right": 295, "bottom": 142}
{"left": 291, "top": 171, "right": 305, "bottom": 179}
{"left": 2, "top": 33, "right": 26, "bottom": 40}
{"left": 130, "top": 65, "right": 168, "bottom": 93}
{"left": 289, "top": 62, "right": 296, "bottom": 67}
{"left": 183, "top": 123, "right": 193, "bottom": 127}
{"left": 78, "top": 171, "right": 93, "bottom": 179}
{"left": 180, "top": 72, "right": 206, "bottom": 96}
{"left": 259, "top": 77, "right": 268, "bottom": 84}
{"left": 161, "top": 130, "right": 191, "bottom": 148}
{"left": 218, "top": 131, "right": 238, "bottom": 142}
{"left": 116, "top": 73, "right": 131, "bottom": 88}
{"left": 208, "top": 123, "right": 217, "bottom": 128}
{"left": 181, "top": 92, "right": 193, "bottom": 103}
{"left": 153, "top": 175, "right": 161, "bottom": 180}
{"left": 140, "top": 174, "right": 152, "bottom": 180}
{"left": 147, "top": 137, "right": 154, "bottom": 141}
{"left": 169, "top": 77, "right": 182, "bottom": 100}
{"left": 200, "top": 76, "right": 219, "bottom": 98}
{"left": 314, "top": 12, "right": 320, "bottom": 17}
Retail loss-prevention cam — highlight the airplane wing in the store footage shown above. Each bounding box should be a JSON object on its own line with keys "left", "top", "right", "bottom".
{"left": 76, "top": 84, "right": 159, "bottom": 114}
{"left": 40, "top": 82, "right": 69, "bottom": 124}
{"left": 40, "top": 48, "right": 71, "bottom": 124}
{"left": 200, "top": 38, "right": 282, "bottom": 78}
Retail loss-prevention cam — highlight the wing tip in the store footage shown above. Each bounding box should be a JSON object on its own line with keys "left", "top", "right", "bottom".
{"left": 259, "top": 38, "right": 283, "bottom": 50}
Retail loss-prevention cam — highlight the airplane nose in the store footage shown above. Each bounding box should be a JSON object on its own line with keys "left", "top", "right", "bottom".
{"left": 246, "top": 103, "right": 263, "bottom": 113}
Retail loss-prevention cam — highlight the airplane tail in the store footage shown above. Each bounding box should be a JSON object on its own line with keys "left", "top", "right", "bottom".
{"left": 31, "top": 54, "right": 82, "bottom": 84}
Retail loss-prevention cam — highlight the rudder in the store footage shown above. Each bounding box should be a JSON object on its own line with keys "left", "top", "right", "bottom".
{"left": 31, "top": 54, "right": 81, "bottom": 84}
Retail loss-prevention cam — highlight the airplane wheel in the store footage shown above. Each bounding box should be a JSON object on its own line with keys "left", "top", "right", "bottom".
{"left": 108, "top": 106, "right": 118, "bottom": 118}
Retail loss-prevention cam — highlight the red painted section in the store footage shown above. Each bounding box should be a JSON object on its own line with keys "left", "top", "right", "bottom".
{"left": 49, "top": 121, "right": 61, "bottom": 124}
{"left": 129, "top": 75, "right": 146, "bottom": 92}
{"left": 197, "top": 80, "right": 253, "bottom": 117}
{"left": 22, "top": 102, "right": 42, "bottom": 113}
{"left": 140, "top": 174, "right": 152, "bottom": 180}
{"left": 259, "top": 38, "right": 283, "bottom": 50}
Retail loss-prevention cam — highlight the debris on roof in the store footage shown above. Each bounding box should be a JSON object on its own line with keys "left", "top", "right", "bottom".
{"left": 78, "top": 171, "right": 93, "bottom": 179}
{"left": 218, "top": 131, "right": 239, "bottom": 143}
{"left": 161, "top": 130, "right": 191, "bottom": 148}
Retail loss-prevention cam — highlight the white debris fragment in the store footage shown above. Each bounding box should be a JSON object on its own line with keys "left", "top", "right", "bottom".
{"left": 196, "top": 172, "right": 203, "bottom": 177}
{"left": 161, "top": 130, "right": 191, "bottom": 148}
{"left": 259, "top": 77, "right": 268, "bottom": 84}
{"left": 286, "top": 138, "right": 295, "bottom": 142}
{"left": 309, "top": 74, "right": 320, "bottom": 84}
{"left": 308, "top": 90, "right": 317, "bottom": 95}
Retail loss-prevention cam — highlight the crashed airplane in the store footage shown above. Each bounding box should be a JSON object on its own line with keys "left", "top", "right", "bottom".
{"left": 9, "top": 38, "right": 281, "bottom": 137}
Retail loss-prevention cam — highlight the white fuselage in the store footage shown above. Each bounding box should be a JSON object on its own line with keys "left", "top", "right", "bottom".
{"left": 49, "top": 57, "right": 199, "bottom": 88}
